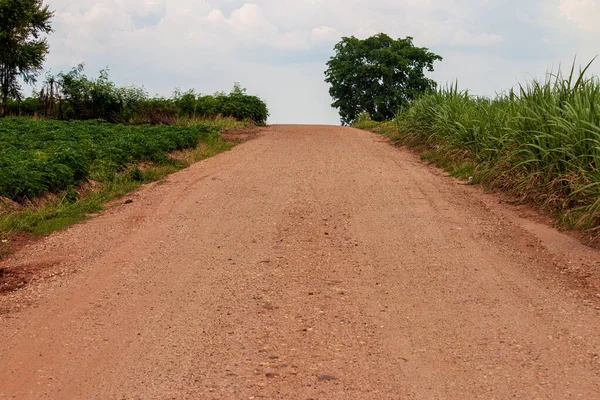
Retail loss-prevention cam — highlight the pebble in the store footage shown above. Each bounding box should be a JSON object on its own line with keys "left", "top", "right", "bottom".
{"left": 317, "top": 374, "right": 337, "bottom": 381}
{"left": 265, "top": 369, "right": 279, "bottom": 378}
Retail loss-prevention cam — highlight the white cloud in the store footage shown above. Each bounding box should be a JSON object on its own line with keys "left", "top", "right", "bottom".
{"left": 227, "top": 3, "right": 277, "bottom": 35}
{"left": 311, "top": 27, "right": 342, "bottom": 43}
{"left": 116, "top": 0, "right": 166, "bottom": 17}
{"left": 56, "top": 3, "right": 133, "bottom": 52}
{"left": 451, "top": 31, "right": 503, "bottom": 46}
{"left": 559, "top": 0, "right": 600, "bottom": 33}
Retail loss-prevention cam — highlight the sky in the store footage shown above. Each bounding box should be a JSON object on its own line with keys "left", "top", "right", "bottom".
{"left": 39, "top": 0, "right": 600, "bottom": 124}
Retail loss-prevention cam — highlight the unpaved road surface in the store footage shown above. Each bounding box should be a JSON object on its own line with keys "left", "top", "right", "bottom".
{"left": 1, "top": 125, "right": 600, "bottom": 399}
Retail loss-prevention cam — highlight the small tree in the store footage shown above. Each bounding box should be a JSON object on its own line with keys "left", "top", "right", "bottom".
{"left": 0, "top": 0, "right": 53, "bottom": 117}
{"left": 325, "top": 33, "right": 442, "bottom": 125}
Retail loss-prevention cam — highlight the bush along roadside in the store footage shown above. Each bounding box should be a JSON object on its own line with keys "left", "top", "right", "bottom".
{"left": 0, "top": 117, "right": 247, "bottom": 241}
{"left": 5, "top": 65, "right": 269, "bottom": 126}
{"left": 355, "top": 61, "right": 600, "bottom": 236}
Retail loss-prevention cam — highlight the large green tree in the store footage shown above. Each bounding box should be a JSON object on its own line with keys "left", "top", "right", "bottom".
{"left": 325, "top": 33, "right": 442, "bottom": 125}
{"left": 0, "top": 0, "right": 53, "bottom": 117}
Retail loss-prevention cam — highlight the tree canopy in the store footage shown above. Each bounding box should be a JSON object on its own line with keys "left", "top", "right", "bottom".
{"left": 0, "top": 0, "right": 53, "bottom": 117}
{"left": 325, "top": 33, "right": 442, "bottom": 125}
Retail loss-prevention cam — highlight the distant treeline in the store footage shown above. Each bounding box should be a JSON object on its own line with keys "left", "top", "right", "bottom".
{"left": 5, "top": 65, "right": 269, "bottom": 125}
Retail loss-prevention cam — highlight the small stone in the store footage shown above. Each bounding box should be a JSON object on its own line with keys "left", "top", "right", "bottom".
{"left": 317, "top": 374, "right": 337, "bottom": 381}
{"left": 265, "top": 369, "right": 279, "bottom": 378}
{"left": 124, "top": 199, "right": 133, "bottom": 204}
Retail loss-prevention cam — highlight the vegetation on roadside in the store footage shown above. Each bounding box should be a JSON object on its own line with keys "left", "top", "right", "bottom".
{"left": 353, "top": 112, "right": 396, "bottom": 133}
{"left": 6, "top": 66, "right": 270, "bottom": 125}
{"left": 0, "top": 118, "right": 220, "bottom": 201}
{"left": 325, "top": 33, "right": 442, "bottom": 125}
{"left": 0, "top": 70, "right": 267, "bottom": 243}
{"left": 356, "top": 61, "right": 600, "bottom": 233}
{"left": 0, "top": 117, "right": 245, "bottom": 238}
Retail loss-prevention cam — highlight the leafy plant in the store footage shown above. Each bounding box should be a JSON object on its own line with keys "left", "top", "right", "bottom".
{"left": 394, "top": 59, "right": 600, "bottom": 230}
{"left": 0, "top": 0, "right": 53, "bottom": 117}
{"left": 325, "top": 33, "right": 442, "bottom": 125}
{"left": 9, "top": 66, "right": 270, "bottom": 125}
{"left": 0, "top": 118, "right": 218, "bottom": 201}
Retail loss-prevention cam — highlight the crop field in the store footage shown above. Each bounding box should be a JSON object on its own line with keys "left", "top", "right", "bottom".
{"left": 386, "top": 65, "right": 600, "bottom": 231}
{"left": 0, "top": 118, "right": 243, "bottom": 239}
{"left": 0, "top": 118, "right": 219, "bottom": 201}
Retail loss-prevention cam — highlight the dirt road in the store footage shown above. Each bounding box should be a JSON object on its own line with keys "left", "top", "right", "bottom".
{"left": 1, "top": 125, "right": 600, "bottom": 399}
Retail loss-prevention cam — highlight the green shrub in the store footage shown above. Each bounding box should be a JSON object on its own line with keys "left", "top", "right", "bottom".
{"left": 10, "top": 66, "right": 270, "bottom": 125}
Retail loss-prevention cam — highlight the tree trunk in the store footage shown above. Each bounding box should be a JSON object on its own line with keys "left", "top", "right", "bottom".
{"left": 0, "top": 67, "right": 5, "bottom": 117}
{"left": 0, "top": 94, "right": 6, "bottom": 118}
{"left": 1, "top": 69, "right": 7, "bottom": 117}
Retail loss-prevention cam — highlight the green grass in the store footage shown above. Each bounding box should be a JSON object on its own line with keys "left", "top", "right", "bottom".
{"left": 353, "top": 120, "right": 397, "bottom": 136}
{"left": 353, "top": 120, "right": 381, "bottom": 130}
{"left": 0, "top": 138, "right": 236, "bottom": 236}
{"left": 1, "top": 183, "right": 129, "bottom": 235}
{"left": 392, "top": 60, "right": 600, "bottom": 231}
{"left": 178, "top": 115, "right": 253, "bottom": 131}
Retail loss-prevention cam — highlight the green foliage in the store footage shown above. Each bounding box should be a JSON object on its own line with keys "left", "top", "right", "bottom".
{"left": 395, "top": 60, "right": 600, "bottom": 230}
{"left": 214, "top": 83, "right": 270, "bottom": 124}
{"left": 11, "top": 66, "right": 270, "bottom": 125}
{"left": 356, "top": 111, "right": 372, "bottom": 123}
{"left": 353, "top": 119, "right": 395, "bottom": 133}
{"left": 0, "top": 0, "right": 53, "bottom": 116}
{"left": 0, "top": 118, "right": 219, "bottom": 201}
{"left": 56, "top": 64, "right": 147, "bottom": 122}
{"left": 325, "top": 33, "right": 442, "bottom": 125}
{"left": 5, "top": 95, "right": 40, "bottom": 115}
{"left": 168, "top": 83, "right": 269, "bottom": 124}
{"left": 0, "top": 136, "right": 236, "bottom": 236}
